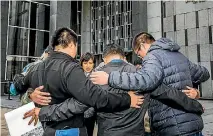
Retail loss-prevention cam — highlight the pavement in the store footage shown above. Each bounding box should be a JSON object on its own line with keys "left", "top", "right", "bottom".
{"left": 1, "top": 96, "right": 213, "bottom": 136}
{"left": 199, "top": 100, "right": 213, "bottom": 136}
{"left": 1, "top": 96, "right": 21, "bottom": 136}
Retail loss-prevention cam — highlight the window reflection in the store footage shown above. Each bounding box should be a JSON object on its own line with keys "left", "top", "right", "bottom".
{"left": 9, "top": 1, "right": 30, "bottom": 28}
{"left": 29, "top": 30, "right": 49, "bottom": 57}
{"left": 6, "top": 1, "right": 50, "bottom": 81}
{"left": 8, "top": 27, "right": 29, "bottom": 56}
{"left": 30, "top": 3, "right": 50, "bottom": 30}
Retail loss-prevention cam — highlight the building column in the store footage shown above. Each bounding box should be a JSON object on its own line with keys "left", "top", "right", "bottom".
{"left": 147, "top": 1, "right": 162, "bottom": 39}
{"left": 81, "top": 1, "right": 91, "bottom": 54}
{"left": 1, "top": 1, "right": 9, "bottom": 95}
{"left": 132, "top": 1, "right": 148, "bottom": 61}
{"left": 49, "top": 1, "right": 71, "bottom": 42}
{"left": 35, "top": 5, "right": 45, "bottom": 56}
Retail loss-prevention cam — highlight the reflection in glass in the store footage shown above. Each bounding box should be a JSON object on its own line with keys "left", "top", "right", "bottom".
{"left": 127, "top": 1, "right": 131, "bottom": 11}
{"left": 29, "top": 30, "right": 49, "bottom": 57}
{"left": 120, "top": 39, "right": 125, "bottom": 48}
{"left": 95, "top": 30, "right": 98, "bottom": 40}
{"left": 8, "top": 27, "right": 29, "bottom": 56}
{"left": 77, "top": 36, "right": 81, "bottom": 58}
{"left": 101, "top": 18, "right": 104, "bottom": 28}
{"left": 100, "top": 42, "right": 103, "bottom": 53}
{"left": 128, "top": 38, "right": 132, "bottom": 50}
{"left": 6, "top": 60, "right": 28, "bottom": 80}
{"left": 30, "top": 3, "right": 50, "bottom": 30}
{"left": 9, "top": 1, "right": 30, "bottom": 27}
{"left": 112, "top": 4, "right": 115, "bottom": 15}
{"left": 111, "top": 28, "right": 115, "bottom": 39}
{"left": 31, "top": 1, "right": 50, "bottom": 5}
{"left": 127, "top": 25, "right": 132, "bottom": 38}
{"left": 108, "top": 29, "right": 111, "bottom": 40}
{"left": 91, "top": 1, "right": 133, "bottom": 55}
{"left": 100, "top": 30, "right": 103, "bottom": 41}
{"left": 104, "top": 6, "right": 106, "bottom": 17}
{"left": 95, "top": 8, "right": 98, "bottom": 19}
{"left": 112, "top": 15, "right": 115, "bottom": 27}
{"left": 95, "top": 43, "right": 98, "bottom": 54}
{"left": 92, "top": 32, "right": 95, "bottom": 43}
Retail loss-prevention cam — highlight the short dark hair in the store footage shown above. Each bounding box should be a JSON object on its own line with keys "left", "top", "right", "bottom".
{"left": 103, "top": 44, "right": 125, "bottom": 58}
{"left": 132, "top": 32, "right": 155, "bottom": 50}
{"left": 80, "top": 52, "right": 95, "bottom": 66}
{"left": 51, "top": 27, "right": 78, "bottom": 49}
{"left": 133, "top": 57, "right": 142, "bottom": 66}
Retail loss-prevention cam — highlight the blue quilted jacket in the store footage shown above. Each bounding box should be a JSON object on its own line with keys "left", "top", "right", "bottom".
{"left": 108, "top": 38, "right": 210, "bottom": 136}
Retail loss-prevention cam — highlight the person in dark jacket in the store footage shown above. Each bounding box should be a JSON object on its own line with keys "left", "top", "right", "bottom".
{"left": 12, "top": 45, "right": 53, "bottom": 105}
{"left": 90, "top": 32, "right": 210, "bottom": 136}
{"left": 21, "top": 27, "right": 144, "bottom": 136}
{"left": 80, "top": 52, "right": 96, "bottom": 136}
{"left": 26, "top": 44, "right": 204, "bottom": 136}
{"left": 95, "top": 44, "right": 146, "bottom": 136}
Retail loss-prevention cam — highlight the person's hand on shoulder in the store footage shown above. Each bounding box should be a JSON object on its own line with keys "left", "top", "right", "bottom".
{"left": 90, "top": 71, "right": 109, "bottom": 85}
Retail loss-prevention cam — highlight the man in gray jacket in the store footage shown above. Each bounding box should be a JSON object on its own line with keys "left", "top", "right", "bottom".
{"left": 90, "top": 32, "right": 210, "bottom": 136}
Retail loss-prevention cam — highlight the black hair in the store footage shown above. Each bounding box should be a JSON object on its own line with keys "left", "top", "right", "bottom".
{"left": 133, "top": 57, "right": 142, "bottom": 66}
{"left": 80, "top": 52, "right": 95, "bottom": 66}
{"left": 51, "top": 27, "right": 78, "bottom": 49}
{"left": 103, "top": 44, "right": 125, "bottom": 58}
{"left": 132, "top": 32, "right": 155, "bottom": 50}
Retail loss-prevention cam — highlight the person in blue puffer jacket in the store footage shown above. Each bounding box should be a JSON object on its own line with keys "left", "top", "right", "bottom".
{"left": 90, "top": 32, "right": 210, "bottom": 136}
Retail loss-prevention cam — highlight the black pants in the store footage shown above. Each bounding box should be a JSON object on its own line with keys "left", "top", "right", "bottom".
{"left": 85, "top": 115, "right": 96, "bottom": 136}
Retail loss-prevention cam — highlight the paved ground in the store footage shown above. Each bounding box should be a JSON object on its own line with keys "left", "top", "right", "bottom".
{"left": 199, "top": 100, "right": 213, "bottom": 136}
{"left": 1, "top": 96, "right": 20, "bottom": 136}
{"left": 1, "top": 107, "right": 12, "bottom": 136}
{"left": 1, "top": 96, "right": 213, "bottom": 136}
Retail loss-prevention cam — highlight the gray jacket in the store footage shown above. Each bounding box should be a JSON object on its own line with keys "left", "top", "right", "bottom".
{"left": 108, "top": 38, "right": 210, "bottom": 136}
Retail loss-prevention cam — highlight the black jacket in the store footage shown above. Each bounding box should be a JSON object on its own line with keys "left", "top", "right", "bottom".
{"left": 96, "top": 60, "right": 147, "bottom": 136}
{"left": 22, "top": 52, "right": 131, "bottom": 134}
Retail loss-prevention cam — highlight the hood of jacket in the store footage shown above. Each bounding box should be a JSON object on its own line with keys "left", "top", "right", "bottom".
{"left": 148, "top": 38, "right": 180, "bottom": 53}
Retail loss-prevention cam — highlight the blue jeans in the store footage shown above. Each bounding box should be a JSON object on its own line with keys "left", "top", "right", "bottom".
{"left": 56, "top": 128, "right": 79, "bottom": 136}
